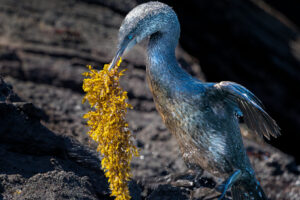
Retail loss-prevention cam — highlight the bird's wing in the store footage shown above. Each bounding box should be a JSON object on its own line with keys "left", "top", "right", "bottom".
{"left": 213, "top": 81, "right": 280, "bottom": 140}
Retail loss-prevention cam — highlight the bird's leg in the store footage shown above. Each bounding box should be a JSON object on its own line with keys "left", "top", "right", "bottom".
{"left": 217, "top": 169, "right": 242, "bottom": 200}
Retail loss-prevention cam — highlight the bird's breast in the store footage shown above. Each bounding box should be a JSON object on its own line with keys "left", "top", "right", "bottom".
{"left": 146, "top": 71, "right": 203, "bottom": 134}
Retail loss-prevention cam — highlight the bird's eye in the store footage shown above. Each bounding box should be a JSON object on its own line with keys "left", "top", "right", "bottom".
{"left": 128, "top": 35, "right": 133, "bottom": 40}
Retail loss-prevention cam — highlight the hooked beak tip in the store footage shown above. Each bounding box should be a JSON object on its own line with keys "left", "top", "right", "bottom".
{"left": 108, "top": 47, "right": 125, "bottom": 70}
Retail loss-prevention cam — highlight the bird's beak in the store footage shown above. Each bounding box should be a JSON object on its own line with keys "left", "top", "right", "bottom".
{"left": 108, "top": 39, "right": 131, "bottom": 70}
{"left": 108, "top": 47, "right": 125, "bottom": 70}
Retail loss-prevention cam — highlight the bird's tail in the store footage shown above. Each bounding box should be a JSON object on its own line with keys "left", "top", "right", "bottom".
{"left": 231, "top": 178, "right": 268, "bottom": 200}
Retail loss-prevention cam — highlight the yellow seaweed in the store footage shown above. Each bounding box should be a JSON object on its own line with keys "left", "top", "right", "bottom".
{"left": 82, "top": 58, "right": 138, "bottom": 200}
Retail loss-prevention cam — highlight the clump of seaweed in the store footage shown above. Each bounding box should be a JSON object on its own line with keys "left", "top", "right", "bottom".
{"left": 82, "top": 58, "right": 139, "bottom": 200}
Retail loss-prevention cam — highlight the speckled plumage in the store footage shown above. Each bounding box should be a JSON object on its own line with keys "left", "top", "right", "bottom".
{"left": 110, "top": 2, "right": 280, "bottom": 199}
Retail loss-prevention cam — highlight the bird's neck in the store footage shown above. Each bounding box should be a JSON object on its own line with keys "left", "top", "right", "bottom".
{"left": 146, "top": 32, "right": 192, "bottom": 90}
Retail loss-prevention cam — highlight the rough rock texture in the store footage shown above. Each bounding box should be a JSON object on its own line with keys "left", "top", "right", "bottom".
{"left": 0, "top": 77, "right": 142, "bottom": 200}
{"left": 0, "top": 0, "right": 300, "bottom": 199}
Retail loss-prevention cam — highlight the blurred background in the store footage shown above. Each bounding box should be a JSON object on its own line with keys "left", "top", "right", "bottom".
{"left": 0, "top": 0, "right": 299, "bottom": 199}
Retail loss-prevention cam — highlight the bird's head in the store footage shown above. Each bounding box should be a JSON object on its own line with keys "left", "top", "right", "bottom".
{"left": 109, "top": 2, "right": 179, "bottom": 69}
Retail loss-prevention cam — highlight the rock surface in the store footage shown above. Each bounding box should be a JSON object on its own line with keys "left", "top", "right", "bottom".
{"left": 0, "top": 76, "right": 142, "bottom": 200}
{"left": 0, "top": 0, "right": 300, "bottom": 199}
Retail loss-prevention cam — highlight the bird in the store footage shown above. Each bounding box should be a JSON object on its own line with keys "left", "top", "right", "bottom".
{"left": 109, "top": 2, "right": 280, "bottom": 199}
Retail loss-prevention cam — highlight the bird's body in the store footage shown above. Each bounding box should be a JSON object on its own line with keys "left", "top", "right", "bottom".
{"left": 109, "top": 2, "right": 280, "bottom": 199}
{"left": 147, "top": 64, "right": 249, "bottom": 178}
{"left": 146, "top": 28, "right": 251, "bottom": 179}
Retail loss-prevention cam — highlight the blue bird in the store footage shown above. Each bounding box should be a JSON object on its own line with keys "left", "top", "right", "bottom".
{"left": 109, "top": 2, "right": 280, "bottom": 199}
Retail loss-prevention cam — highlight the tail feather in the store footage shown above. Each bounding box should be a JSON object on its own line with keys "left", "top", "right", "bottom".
{"left": 231, "top": 178, "right": 268, "bottom": 200}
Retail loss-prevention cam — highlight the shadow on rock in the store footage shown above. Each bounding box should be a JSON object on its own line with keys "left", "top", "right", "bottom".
{"left": 0, "top": 76, "right": 140, "bottom": 200}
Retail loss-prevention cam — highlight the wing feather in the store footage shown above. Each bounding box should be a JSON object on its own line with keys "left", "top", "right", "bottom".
{"left": 214, "top": 81, "right": 280, "bottom": 139}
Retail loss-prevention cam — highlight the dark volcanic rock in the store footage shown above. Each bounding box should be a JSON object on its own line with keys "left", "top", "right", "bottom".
{"left": 2, "top": 171, "right": 98, "bottom": 200}
{"left": 0, "top": 77, "right": 141, "bottom": 200}
{"left": 1, "top": 0, "right": 300, "bottom": 199}
{"left": 148, "top": 185, "right": 190, "bottom": 200}
{"left": 0, "top": 77, "right": 21, "bottom": 102}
